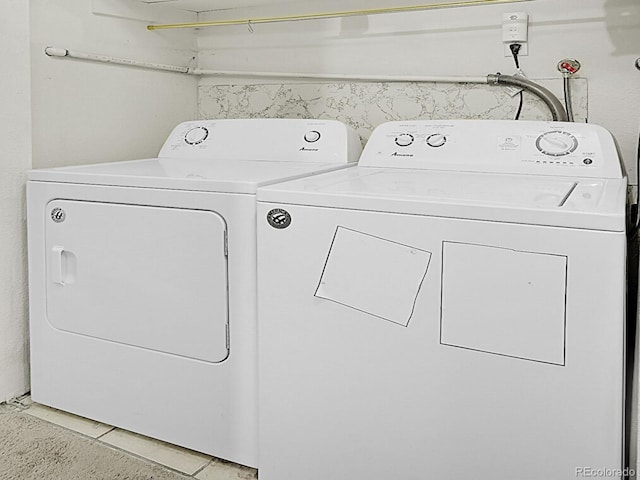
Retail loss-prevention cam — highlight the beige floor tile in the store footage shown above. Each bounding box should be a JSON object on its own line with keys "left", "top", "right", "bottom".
{"left": 100, "top": 428, "right": 212, "bottom": 475}
{"left": 194, "top": 460, "right": 258, "bottom": 480}
{"left": 23, "top": 403, "right": 115, "bottom": 438}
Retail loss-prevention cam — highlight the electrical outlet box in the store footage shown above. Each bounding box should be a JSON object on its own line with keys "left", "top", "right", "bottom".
{"left": 503, "top": 12, "right": 528, "bottom": 57}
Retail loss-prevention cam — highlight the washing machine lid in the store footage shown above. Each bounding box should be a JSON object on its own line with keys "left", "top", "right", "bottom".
{"left": 27, "top": 157, "right": 355, "bottom": 194}
{"left": 256, "top": 167, "right": 627, "bottom": 231}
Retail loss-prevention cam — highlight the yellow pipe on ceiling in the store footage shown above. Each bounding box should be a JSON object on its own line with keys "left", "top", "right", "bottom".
{"left": 147, "top": 0, "right": 531, "bottom": 30}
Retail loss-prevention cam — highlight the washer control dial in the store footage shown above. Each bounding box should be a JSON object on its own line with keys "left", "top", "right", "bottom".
{"left": 426, "top": 133, "right": 447, "bottom": 148}
{"left": 184, "top": 126, "right": 209, "bottom": 145}
{"left": 304, "top": 130, "right": 321, "bottom": 143}
{"left": 536, "top": 131, "right": 578, "bottom": 156}
{"left": 395, "top": 133, "right": 414, "bottom": 147}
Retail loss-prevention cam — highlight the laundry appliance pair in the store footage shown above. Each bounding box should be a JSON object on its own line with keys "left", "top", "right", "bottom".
{"left": 28, "top": 118, "right": 627, "bottom": 478}
{"left": 26, "top": 118, "right": 362, "bottom": 468}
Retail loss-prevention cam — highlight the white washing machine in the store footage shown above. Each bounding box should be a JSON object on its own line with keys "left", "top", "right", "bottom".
{"left": 27, "top": 118, "right": 361, "bottom": 468}
{"left": 257, "top": 120, "right": 627, "bottom": 479}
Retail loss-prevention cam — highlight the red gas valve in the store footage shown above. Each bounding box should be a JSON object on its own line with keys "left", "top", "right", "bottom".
{"left": 557, "top": 59, "right": 581, "bottom": 75}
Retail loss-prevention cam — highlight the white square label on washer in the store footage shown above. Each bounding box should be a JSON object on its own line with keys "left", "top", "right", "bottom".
{"left": 314, "top": 226, "right": 431, "bottom": 326}
{"left": 497, "top": 135, "right": 521, "bottom": 151}
{"left": 440, "top": 241, "right": 567, "bottom": 365}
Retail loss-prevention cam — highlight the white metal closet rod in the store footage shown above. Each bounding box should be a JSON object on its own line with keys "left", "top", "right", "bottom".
{"left": 44, "top": 47, "right": 190, "bottom": 73}
{"left": 44, "top": 47, "right": 487, "bottom": 83}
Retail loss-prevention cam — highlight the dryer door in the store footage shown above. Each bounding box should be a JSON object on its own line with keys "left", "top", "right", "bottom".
{"left": 44, "top": 200, "right": 229, "bottom": 363}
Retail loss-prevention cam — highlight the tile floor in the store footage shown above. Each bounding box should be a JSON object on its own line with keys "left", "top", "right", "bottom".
{"left": 18, "top": 397, "right": 258, "bottom": 479}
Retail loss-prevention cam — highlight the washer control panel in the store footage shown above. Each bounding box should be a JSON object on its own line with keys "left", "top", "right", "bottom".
{"left": 535, "top": 130, "right": 578, "bottom": 157}
{"left": 159, "top": 119, "right": 362, "bottom": 164}
{"left": 360, "top": 120, "right": 622, "bottom": 179}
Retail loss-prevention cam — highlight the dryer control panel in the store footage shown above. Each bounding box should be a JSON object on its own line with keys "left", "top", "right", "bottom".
{"left": 360, "top": 120, "right": 623, "bottom": 179}
{"left": 159, "top": 119, "right": 362, "bottom": 164}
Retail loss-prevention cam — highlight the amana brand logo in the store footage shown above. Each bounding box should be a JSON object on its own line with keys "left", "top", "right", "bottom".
{"left": 299, "top": 147, "right": 319, "bottom": 152}
{"left": 51, "top": 208, "right": 66, "bottom": 223}
{"left": 391, "top": 152, "right": 414, "bottom": 157}
{"left": 267, "top": 208, "right": 292, "bottom": 229}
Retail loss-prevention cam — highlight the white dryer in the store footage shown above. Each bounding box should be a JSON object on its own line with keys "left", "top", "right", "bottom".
{"left": 27, "top": 118, "right": 361, "bottom": 468}
{"left": 256, "top": 120, "right": 627, "bottom": 479}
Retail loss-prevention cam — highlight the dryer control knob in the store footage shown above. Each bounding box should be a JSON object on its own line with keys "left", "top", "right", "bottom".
{"left": 426, "top": 133, "right": 447, "bottom": 148}
{"left": 184, "top": 126, "right": 209, "bottom": 145}
{"left": 304, "top": 130, "right": 321, "bottom": 143}
{"left": 395, "top": 133, "right": 414, "bottom": 147}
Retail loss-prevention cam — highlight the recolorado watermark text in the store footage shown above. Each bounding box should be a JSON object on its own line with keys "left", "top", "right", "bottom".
{"left": 575, "top": 467, "right": 635, "bottom": 478}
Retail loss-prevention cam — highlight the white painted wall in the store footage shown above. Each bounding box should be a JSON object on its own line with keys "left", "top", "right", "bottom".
{"left": 1, "top": 0, "right": 199, "bottom": 401}
{"left": 195, "top": 0, "right": 640, "bottom": 183}
{"left": 30, "top": 0, "right": 199, "bottom": 168}
{"left": 0, "top": 1, "right": 32, "bottom": 401}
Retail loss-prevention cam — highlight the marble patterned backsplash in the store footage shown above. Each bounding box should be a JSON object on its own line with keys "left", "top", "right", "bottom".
{"left": 199, "top": 79, "right": 587, "bottom": 142}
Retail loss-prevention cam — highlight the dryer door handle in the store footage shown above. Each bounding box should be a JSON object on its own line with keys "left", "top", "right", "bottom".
{"left": 51, "top": 245, "right": 66, "bottom": 286}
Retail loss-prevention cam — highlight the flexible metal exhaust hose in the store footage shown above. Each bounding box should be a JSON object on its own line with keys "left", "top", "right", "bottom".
{"left": 487, "top": 73, "right": 568, "bottom": 122}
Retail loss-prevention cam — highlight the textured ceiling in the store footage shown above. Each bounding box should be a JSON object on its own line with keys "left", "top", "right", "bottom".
{"left": 140, "top": 0, "right": 302, "bottom": 13}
